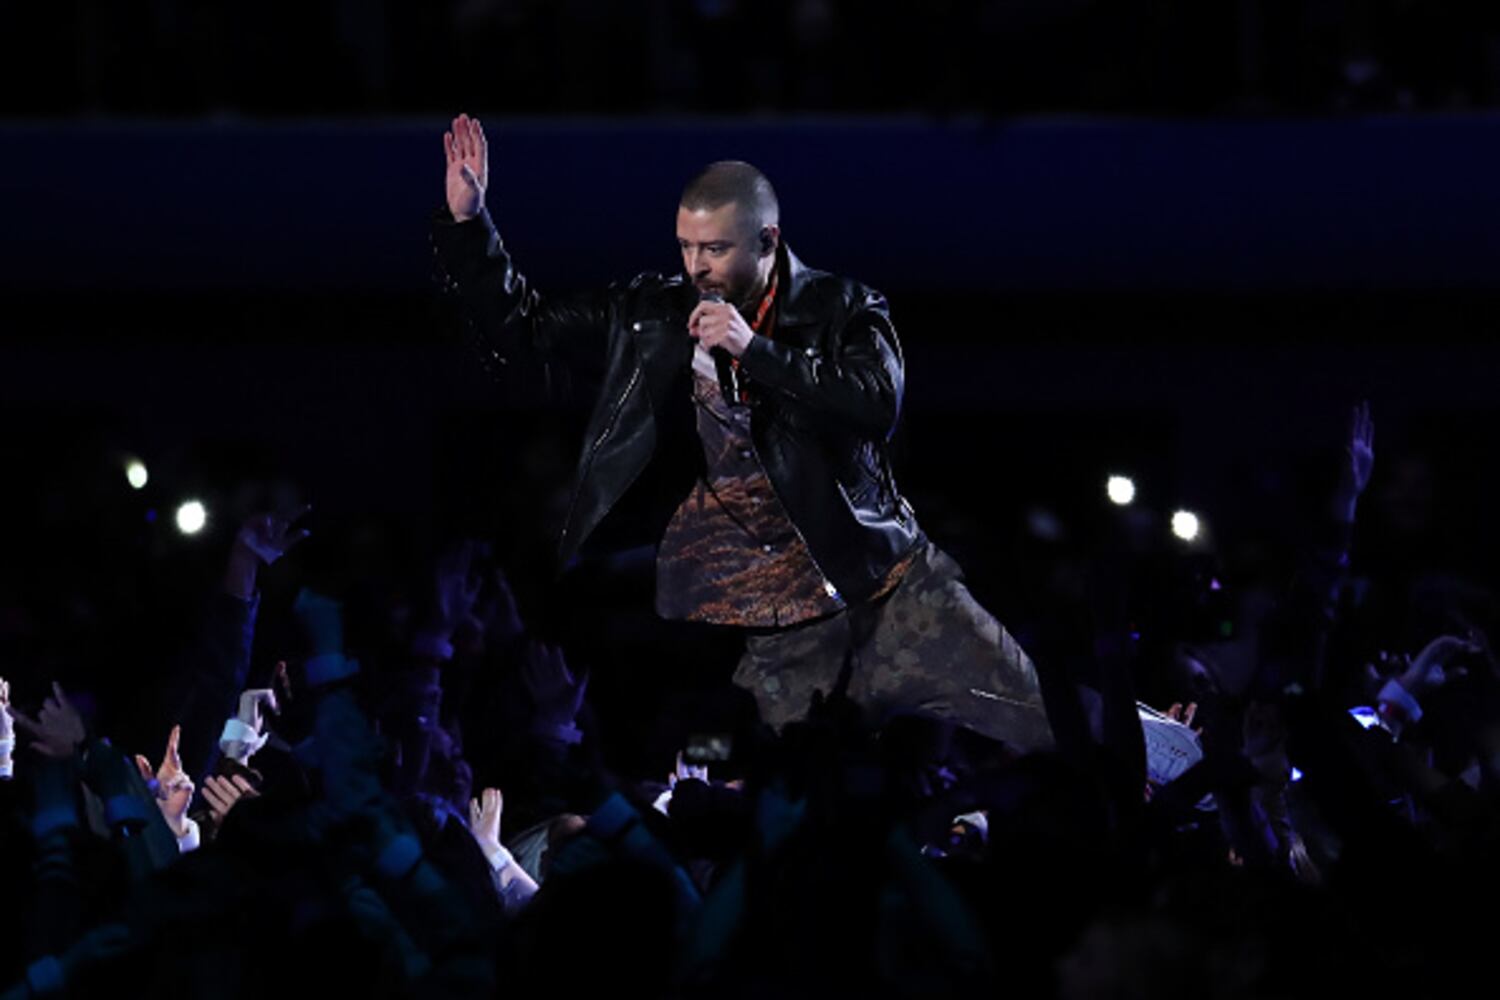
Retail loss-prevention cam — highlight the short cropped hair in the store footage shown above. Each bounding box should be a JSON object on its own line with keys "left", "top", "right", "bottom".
{"left": 679, "top": 161, "right": 779, "bottom": 231}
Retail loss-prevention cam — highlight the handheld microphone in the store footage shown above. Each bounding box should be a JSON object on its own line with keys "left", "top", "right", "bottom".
{"left": 698, "top": 290, "right": 740, "bottom": 407}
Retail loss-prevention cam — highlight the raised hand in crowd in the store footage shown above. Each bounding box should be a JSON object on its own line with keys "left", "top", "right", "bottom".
{"left": 1164, "top": 701, "right": 1200, "bottom": 732}
{"left": 221, "top": 687, "right": 278, "bottom": 765}
{"left": 225, "top": 506, "right": 312, "bottom": 600}
{"left": 0, "top": 676, "right": 12, "bottom": 737}
{"left": 1399, "top": 633, "right": 1482, "bottom": 697}
{"left": 521, "top": 640, "right": 588, "bottom": 743}
{"left": 239, "top": 686, "right": 278, "bottom": 729}
{"left": 0, "top": 676, "right": 14, "bottom": 778}
{"left": 199, "top": 773, "right": 259, "bottom": 827}
{"left": 468, "top": 786, "right": 506, "bottom": 857}
{"left": 134, "top": 725, "right": 195, "bottom": 840}
{"left": 443, "top": 113, "right": 489, "bottom": 223}
{"left": 1335, "top": 400, "right": 1375, "bottom": 521}
{"left": 12, "top": 682, "right": 86, "bottom": 759}
{"left": 1358, "top": 633, "right": 1486, "bottom": 739}
{"left": 429, "top": 540, "right": 485, "bottom": 640}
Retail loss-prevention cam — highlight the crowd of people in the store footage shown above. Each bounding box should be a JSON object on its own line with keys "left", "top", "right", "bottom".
{"left": 1, "top": 395, "right": 1497, "bottom": 999}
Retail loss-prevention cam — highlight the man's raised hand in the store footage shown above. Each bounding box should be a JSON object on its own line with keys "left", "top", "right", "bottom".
{"left": 444, "top": 113, "right": 489, "bottom": 223}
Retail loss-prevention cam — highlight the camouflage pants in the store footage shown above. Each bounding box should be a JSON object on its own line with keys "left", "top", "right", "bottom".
{"left": 732, "top": 541, "right": 1056, "bottom": 753}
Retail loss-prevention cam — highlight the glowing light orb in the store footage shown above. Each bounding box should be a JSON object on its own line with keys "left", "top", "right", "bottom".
{"left": 175, "top": 500, "right": 207, "bottom": 535}
{"left": 1171, "top": 510, "right": 1200, "bottom": 542}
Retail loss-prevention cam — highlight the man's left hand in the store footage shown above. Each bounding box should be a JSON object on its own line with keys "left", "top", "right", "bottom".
{"left": 688, "top": 300, "right": 755, "bottom": 358}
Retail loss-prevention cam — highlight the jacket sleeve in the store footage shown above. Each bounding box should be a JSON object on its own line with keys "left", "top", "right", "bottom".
{"left": 736, "top": 286, "right": 904, "bottom": 440}
{"left": 430, "top": 206, "right": 611, "bottom": 402}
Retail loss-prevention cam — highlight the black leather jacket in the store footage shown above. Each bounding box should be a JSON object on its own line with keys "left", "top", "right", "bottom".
{"left": 431, "top": 207, "right": 924, "bottom": 604}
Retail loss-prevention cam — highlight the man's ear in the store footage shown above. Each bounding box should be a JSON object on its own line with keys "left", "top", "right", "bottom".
{"left": 760, "top": 225, "right": 780, "bottom": 257}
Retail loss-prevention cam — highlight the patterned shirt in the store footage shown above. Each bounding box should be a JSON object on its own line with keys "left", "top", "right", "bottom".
{"left": 655, "top": 366, "right": 845, "bottom": 626}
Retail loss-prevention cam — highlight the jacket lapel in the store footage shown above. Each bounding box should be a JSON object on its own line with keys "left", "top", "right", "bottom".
{"left": 769, "top": 245, "right": 827, "bottom": 348}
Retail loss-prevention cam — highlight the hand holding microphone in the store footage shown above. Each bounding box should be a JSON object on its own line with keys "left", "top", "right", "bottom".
{"left": 688, "top": 292, "right": 755, "bottom": 359}
{"left": 689, "top": 291, "right": 755, "bottom": 406}
{"left": 693, "top": 290, "right": 739, "bottom": 406}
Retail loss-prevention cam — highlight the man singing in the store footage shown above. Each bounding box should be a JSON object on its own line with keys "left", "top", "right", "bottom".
{"left": 431, "top": 113, "right": 1053, "bottom": 754}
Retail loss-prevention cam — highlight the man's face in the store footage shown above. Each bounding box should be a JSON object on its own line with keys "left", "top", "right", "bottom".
{"left": 676, "top": 202, "right": 773, "bottom": 308}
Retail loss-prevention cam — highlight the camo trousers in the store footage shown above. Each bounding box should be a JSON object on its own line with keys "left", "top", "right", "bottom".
{"left": 732, "top": 541, "right": 1056, "bottom": 753}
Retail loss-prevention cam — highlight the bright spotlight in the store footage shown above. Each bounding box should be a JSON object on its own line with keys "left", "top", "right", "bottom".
{"left": 125, "top": 460, "right": 149, "bottom": 490}
{"left": 1106, "top": 475, "right": 1135, "bottom": 506}
{"left": 1171, "top": 510, "right": 1200, "bottom": 542}
{"left": 175, "top": 500, "right": 207, "bottom": 535}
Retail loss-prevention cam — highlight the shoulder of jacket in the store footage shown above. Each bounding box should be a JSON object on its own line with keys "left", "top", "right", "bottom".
{"left": 802, "top": 267, "right": 887, "bottom": 316}
{"left": 608, "top": 270, "right": 686, "bottom": 309}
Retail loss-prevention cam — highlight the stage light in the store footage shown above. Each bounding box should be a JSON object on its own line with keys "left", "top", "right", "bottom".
{"left": 1106, "top": 475, "right": 1135, "bottom": 505}
{"left": 175, "top": 500, "right": 207, "bottom": 535}
{"left": 125, "top": 460, "right": 149, "bottom": 490}
{"left": 1171, "top": 510, "right": 1200, "bottom": 542}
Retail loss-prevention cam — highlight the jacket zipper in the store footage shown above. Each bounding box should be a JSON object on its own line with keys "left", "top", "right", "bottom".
{"left": 559, "top": 363, "right": 644, "bottom": 555}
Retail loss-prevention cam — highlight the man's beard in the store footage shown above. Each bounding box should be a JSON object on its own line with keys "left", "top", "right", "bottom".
{"left": 695, "top": 280, "right": 761, "bottom": 312}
